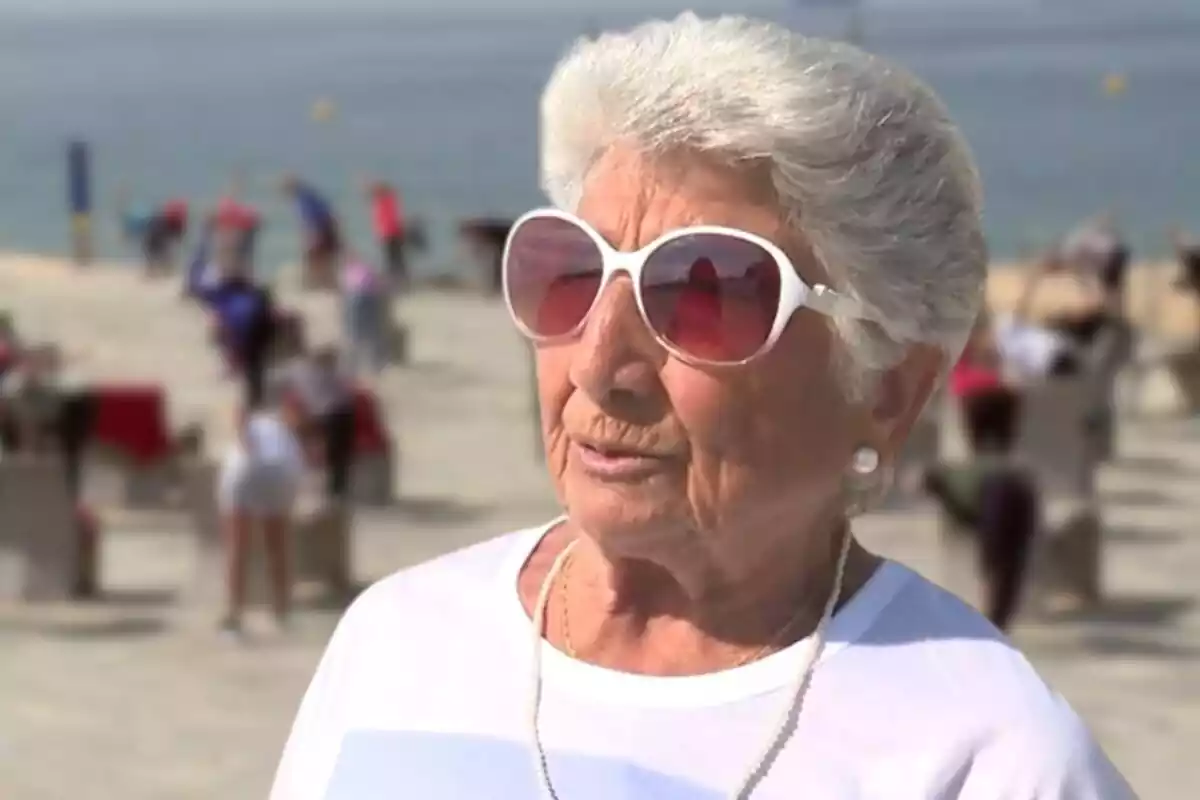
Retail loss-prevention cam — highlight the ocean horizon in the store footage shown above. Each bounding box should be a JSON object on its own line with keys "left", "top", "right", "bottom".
{"left": 0, "top": 3, "right": 1197, "bottom": 274}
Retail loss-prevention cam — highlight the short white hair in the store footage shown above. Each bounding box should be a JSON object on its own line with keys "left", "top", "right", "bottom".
{"left": 539, "top": 13, "right": 987, "bottom": 392}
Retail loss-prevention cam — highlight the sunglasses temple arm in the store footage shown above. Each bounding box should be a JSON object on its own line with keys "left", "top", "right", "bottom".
{"left": 810, "top": 284, "right": 867, "bottom": 320}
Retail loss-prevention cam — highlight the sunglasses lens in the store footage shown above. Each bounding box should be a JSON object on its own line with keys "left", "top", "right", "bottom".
{"left": 504, "top": 216, "right": 603, "bottom": 338}
{"left": 640, "top": 234, "right": 781, "bottom": 363}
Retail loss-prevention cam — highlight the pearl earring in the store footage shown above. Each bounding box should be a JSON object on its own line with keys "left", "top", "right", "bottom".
{"left": 851, "top": 446, "right": 880, "bottom": 476}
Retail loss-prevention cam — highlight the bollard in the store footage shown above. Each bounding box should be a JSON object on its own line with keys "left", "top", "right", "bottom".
{"left": 67, "top": 140, "right": 93, "bottom": 266}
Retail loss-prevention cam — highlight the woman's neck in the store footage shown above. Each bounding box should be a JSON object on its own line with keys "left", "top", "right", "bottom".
{"left": 525, "top": 521, "right": 880, "bottom": 676}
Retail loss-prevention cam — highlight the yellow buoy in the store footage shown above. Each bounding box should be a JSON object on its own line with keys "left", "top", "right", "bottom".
{"left": 1102, "top": 72, "right": 1127, "bottom": 97}
{"left": 310, "top": 97, "right": 336, "bottom": 123}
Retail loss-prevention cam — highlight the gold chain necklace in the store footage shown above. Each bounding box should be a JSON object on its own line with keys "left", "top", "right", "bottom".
{"left": 558, "top": 546, "right": 820, "bottom": 668}
{"left": 529, "top": 532, "right": 853, "bottom": 800}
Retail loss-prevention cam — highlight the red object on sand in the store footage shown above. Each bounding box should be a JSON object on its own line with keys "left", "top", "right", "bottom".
{"left": 352, "top": 388, "right": 389, "bottom": 457}
{"left": 90, "top": 384, "right": 173, "bottom": 464}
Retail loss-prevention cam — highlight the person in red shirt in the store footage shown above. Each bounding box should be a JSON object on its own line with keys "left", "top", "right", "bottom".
{"left": 364, "top": 179, "right": 408, "bottom": 286}
{"left": 215, "top": 196, "right": 263, "bottom": 274}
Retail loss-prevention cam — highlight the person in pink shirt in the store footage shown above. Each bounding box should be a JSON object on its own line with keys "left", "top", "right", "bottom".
{"left": 364, "top": 179, "right": 409, "bottom": 286}
{"left": 340, "top": 254, "right": 386, "bottom": 375}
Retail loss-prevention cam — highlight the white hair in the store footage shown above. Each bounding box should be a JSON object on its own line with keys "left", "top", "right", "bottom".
{"left": 539, "top": 13, "right": 987, "bottom": 393}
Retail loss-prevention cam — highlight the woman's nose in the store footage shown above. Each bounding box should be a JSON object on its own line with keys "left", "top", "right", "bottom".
{"left": 566, "top": 276, "right": 664, "bottom": 411}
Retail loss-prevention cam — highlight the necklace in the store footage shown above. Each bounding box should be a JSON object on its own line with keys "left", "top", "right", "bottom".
{"left": 528, "top": 531, "right": 853, "bottom": 800}
{"left": 558, "top": 549, "right": 818, "bottom": 668}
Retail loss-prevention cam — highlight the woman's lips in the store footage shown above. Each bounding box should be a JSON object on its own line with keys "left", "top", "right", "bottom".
{"left": 572, "top": 440, "right": 671, "bottom": 481}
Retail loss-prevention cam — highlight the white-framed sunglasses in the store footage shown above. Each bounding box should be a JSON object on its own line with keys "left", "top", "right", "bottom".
{"left": 501, "top": 207, "right": 865, "bottom": 365}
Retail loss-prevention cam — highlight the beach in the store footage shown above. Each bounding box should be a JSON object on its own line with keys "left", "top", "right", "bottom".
{"left": 2, "top": 3, "right": 1198, "bottom": 797}
{"left": 1, "top": 252, "right": 1200, "bottom": 798}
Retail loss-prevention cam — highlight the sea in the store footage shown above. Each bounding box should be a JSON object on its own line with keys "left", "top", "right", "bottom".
{"left": 0, "top": 2, "right": 1198, "bottom": 275}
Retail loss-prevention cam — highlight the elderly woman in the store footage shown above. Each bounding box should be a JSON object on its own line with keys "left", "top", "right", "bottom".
{"left": 271, "top": 15, "right": 1132, "bottom": 798}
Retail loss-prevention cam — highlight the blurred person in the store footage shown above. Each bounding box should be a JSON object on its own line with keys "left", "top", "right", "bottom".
{"left": 930, "top": 346, "right": 1041, "bottom": 631}
{"left": 1169, "top": 226, "right": 1200, "bottom": 300}
{"left": 273, "top": 345, "right": 356, "bottom": 506}
{"left": 0, "top": 328, "right": 19, "bottom": 454}
{"left": 457, "top": 217, "right": 512, "bottom": 295}
{"left": 216, "top": 194, "right": 263, "bottom": 273}
{"left": 363, "top": 178, "right": 409, "bottom": 286}
{"left": 989, "top": 252, "right": 1136, "bottom": 382}
{"left": 1166, "top": 226, "right": 1200, "bottom": 346}
{"left": 1057, "top": 211, "right": 1130, "bottom": 312}
{"left": 218, "top": 391, "right": 309, "bottom": 638}
{"left": 991, "top": 259, "right": 1081, "bottom": 381}
{"left": 282, "top": 175, "right": 342, "bottom": 288}
{"left": 272, "top": 16, "right": 1130, "bottom": 798}
{"left": 988, "top": 255, "right": 1131, "bottom": 459}
{"left": 0, "top": 315, "right": 19, "bottom": 382}
{"left": 0, "top": 344, "right": 67, "bottom": 454}
{"left": 121, "top": 198, "right": 189, "bottom": 276}
{"left": 949, "top": 312, "right": 1005, "bottom": 397}
{"left": 0, "top": 344, "right": 92, "bottom": 500}
{"left": 339, "top": 252, "right": 388, "bottom": 376}
{"left": 187, "top": 222, "right": 278, "bottom": 408}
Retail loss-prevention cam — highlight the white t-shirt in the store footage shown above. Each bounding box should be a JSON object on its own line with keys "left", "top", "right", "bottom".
{"left": 224, "top": 412, "right": 304, "bottom": 477}
{"left": 994, "top": 313, "right": 1071, "bottom": 380}
{"left": 270, "top": 522, "right": 1134, "bottom": 800}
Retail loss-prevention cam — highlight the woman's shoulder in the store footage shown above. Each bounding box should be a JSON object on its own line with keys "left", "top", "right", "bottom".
{"left": 862, "top": 565, "right": 1082, "bottom": 720}
{"left": 850, "top": 567, "right": 1134, "bottom": 791}
{"left": 335, "top": 523, "right": 548, "bottom": 630}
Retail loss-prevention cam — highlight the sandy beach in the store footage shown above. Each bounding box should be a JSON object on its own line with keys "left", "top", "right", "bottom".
{"left": 2, "top": 253, "right": 1200, "bottom": 798}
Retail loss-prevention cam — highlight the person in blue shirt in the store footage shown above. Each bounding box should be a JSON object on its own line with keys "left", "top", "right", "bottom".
{"left": 186, "top": 216, "right": 277, "bottom": 408}
{"left": 281, "top": 175, "right": 342, "bottom": 289}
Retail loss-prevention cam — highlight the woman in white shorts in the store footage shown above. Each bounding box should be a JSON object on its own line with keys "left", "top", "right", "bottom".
{"left": 219, "top": 393, "right": 308, "bottom": 636}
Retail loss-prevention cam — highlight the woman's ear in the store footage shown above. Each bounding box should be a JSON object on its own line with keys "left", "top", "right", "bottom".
{"left": 868, "top": 343, "right": 944, "bottom": 456}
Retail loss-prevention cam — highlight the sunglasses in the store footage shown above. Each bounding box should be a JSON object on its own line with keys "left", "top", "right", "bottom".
{"left": 502, "top": 208, "right": 866, "bottom": 366}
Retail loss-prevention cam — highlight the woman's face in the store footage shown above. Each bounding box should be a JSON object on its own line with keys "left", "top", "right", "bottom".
{"left": 534, "top": 147, "right": 939, "bottom": 564}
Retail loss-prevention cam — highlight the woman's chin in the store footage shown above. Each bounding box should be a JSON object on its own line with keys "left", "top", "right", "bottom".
{"left": 563, "top": 483, "right": 687, "bottom": 551}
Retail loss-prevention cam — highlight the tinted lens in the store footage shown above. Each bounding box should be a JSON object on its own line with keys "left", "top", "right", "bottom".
{"left": 504, "top": 216, "right": 604, "bottom": 338}
{"left": 639, "top": 234, "right": 781, "bottom": 362}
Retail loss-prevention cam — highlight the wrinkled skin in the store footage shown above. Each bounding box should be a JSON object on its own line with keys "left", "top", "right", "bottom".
{"left": 518, "top": 145, "right": 942, "bottom": 674}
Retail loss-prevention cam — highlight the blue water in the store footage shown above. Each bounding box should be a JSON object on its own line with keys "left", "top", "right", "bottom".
{"left": 0, "top": 4, "right": 1197, "bottom": 273}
